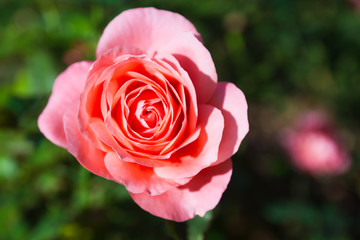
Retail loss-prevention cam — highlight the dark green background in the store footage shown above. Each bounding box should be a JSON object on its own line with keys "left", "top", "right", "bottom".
{"left": 1, "top": 0, "right": 360, "bottom": 239}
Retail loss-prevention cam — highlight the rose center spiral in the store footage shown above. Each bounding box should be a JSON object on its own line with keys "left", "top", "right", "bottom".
{"left": 135, "top": 100, "right": 161, "bottom": 129}
{"left": 127, "top": 88, "right": 166, "bottom": 138}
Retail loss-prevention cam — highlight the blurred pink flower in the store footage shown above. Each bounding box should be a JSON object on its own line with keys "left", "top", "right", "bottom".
{"left": 350, "top": 0, "right": 360, "bottom": 10}
{"left": 282, "top": 111, "right": 351, "bottom": 176}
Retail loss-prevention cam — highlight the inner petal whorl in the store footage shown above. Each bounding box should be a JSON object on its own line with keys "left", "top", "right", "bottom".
{"left": 124, "top": 86, "right": 166, "bottom": 138}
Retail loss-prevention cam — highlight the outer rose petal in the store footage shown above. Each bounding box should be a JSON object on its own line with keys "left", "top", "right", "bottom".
{"left": 104, "top": 152, "right": 190, "bottom": 195}
{"left": 63, "top": 101, "right": 113, "bottom": 180}
{"left": 156, "top": 32, "right": 217, "bottom": 103}
{"left": 96, "top": 7, "right": 200, "bottom": 57}
{"left": 130, "top": 159, "right": 233, "bottom": 222}
{"left": 209, "top": 82, "right": 249, "bottom": 165}
{"left": 153, "top": 105, "right": 224, "bottom": 179}
{"left": 38, "top": 61, "right": 92, "bottom": 148}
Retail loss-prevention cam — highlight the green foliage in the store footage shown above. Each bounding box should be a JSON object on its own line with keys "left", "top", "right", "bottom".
{"left": 187, "top": 211, "right": 213, "bottom": 240}
{"left": 1, "top": 0, "right": 360, "bottom": 239}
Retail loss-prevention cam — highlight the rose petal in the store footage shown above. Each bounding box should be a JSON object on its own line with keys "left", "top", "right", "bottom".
{"left": 104, "top": 152, "right": 190, "bottom": 195}
{"left": 130, "top": 159, "right": 232, "bottom": 222}
{"left": 63, "top": 102, "right": 113, "bottom": 180}
{"left": 156, "top": 32, "right": 217, "bottom": 103}
{"left": 96, "top": 7, "right": 200, "bottom": 57}
{"left": 153, "top": 55, "right": 198, "bottom": 132}
{"left": 38, "top": 61, "right": 92, "bottom": 148}
{"left": 209, "top": 82, "right": 249, "bottom": 165}
{"left": 154, "top": 104, "right": 224, "bottom": 179}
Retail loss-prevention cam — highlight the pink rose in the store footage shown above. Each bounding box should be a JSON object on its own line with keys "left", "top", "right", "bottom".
{"left": 38, "top": 7, "right": 248, "bottom": 221}
{"left": 350, "top": 0, "right": 360, "bottom": 10}
{"left": 282, "top": 111, "right": 351, "bottom": 176}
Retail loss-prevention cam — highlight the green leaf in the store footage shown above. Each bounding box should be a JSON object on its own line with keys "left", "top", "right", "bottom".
{"left": 187, "top": 211, "right": 213, "bottom": 240}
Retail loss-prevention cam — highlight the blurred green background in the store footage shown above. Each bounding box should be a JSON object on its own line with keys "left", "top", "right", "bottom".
{"left": 1, "top": 0, "right": 360, "bottom": 239}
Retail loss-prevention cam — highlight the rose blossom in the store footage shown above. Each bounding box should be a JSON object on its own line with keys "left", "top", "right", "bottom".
{"left": 38, "top": 7, "right": 249, "bottom": 221}
{"left": 350, "top": 0, "right": 360, "bottom": 10}
{"left": 282, "top": 111, "right": 351, "bottom": 176}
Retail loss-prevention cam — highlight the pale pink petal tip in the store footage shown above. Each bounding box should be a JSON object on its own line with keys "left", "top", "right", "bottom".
{"left": 209, "top": 82, "right": 249, "bottom": 165}
{"left": 96, "top": 7, "right": 200, "bottom": 57}
{"left": 38, "top": 61, "right": 93, "bottom": 148}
